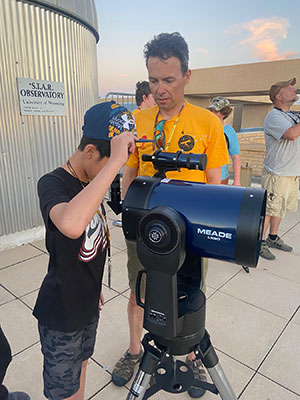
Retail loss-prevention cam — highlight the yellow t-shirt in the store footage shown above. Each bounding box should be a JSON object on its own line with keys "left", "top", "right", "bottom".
{"left": 127, "top": 102, "right": 229, "bottom": 183}
{"left": 132, "top": 108, "right": 140, "bottom": 116}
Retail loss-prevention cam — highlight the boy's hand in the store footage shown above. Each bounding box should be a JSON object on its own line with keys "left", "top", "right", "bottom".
{"left": 110, "top": 132, "right": 137, "bottom": 165}
{"left": 99, "top": 292, "right": 105, "bottom": 311}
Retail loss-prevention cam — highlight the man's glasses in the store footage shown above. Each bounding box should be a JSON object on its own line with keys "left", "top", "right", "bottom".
{"left": 127, "top": 118, "right": 168, "bottom": 149}
{"left": 153, "top": 119, "right": 166, "bottom": 150}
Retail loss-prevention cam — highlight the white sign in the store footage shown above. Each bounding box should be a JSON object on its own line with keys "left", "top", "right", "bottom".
{"left": 17, "top": 77, "right": 66, "bottom": 116}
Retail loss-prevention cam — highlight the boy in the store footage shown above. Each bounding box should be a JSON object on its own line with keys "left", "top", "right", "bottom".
{"left": 33, "top": 101, "right": 136, "bottom": 400}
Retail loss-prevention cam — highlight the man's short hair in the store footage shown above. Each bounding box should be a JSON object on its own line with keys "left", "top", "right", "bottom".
{"left": 144, "top": 32, "right": 189, "bottom": 75}
{"left": 135, "top": 81, "right": 151, "bottom": 106}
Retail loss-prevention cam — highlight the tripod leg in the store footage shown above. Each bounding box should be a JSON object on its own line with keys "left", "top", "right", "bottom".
{"left": 206, "top": 363, "right": 237, "bottom": 400}
{"left": 126, "top": 334, "right": 162, "bottom": 399}
{"left": 194, "top": 331, "right": 237, "bottom": 400}
{"left": 242, "top": 265, "right": 250, "bottom": 273}
{"left": 126, "top": 369, "right": 152, "bottom": 400}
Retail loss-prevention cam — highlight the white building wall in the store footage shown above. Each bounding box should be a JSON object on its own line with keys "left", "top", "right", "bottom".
{"left": 0, "top": 0, "right": 98, "bottom": 246}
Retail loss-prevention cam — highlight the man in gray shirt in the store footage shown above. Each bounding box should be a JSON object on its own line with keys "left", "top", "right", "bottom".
{"left": 260, "top": 77, "right": 300, "bottom": 260}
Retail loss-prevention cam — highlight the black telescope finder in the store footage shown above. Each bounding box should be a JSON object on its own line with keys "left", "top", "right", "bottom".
{"left": 142, "top": 150, "right": 207, "bottom": 177}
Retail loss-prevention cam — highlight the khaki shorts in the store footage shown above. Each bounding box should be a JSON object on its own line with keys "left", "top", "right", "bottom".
{"left": 126, "top": 239, "right": 208, "bottom": 298}
{"left": 261, "top": 170, "right": 299, "bottom": 219}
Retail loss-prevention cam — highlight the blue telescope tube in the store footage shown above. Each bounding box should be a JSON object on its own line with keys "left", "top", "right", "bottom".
{"left": 122, "top": 177, "right": 266, "bottom": 268}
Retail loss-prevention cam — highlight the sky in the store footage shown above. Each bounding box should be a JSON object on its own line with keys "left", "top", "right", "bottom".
{"left": 94, "top": 0, "right": 300, "bottom": 99}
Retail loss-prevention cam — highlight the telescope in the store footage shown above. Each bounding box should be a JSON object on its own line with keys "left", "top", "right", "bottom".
{"left": 122, "top": 150, "right": 266, "bottom": 269}
{"left": 109, "top": 150, "right": 266, "bottom": 399}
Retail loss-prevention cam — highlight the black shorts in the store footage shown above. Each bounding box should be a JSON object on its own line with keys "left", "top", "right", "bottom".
{"left": 38, "top": 313, "right": 99, "bottom": 400}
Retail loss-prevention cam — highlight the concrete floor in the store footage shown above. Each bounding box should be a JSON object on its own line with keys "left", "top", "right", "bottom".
{"left": 1, "top": 204, "right": 300, "bottom": 400}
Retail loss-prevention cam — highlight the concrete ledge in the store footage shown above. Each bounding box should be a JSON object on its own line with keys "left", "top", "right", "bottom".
{"left": 0, "top": 226, "right": 45, "bottom": 251}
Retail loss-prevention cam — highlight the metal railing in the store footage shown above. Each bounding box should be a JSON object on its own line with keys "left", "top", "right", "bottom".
{"left": 105, "top": 92, "right": 136, "bottom": 111}
{"left": 239, "top": 127, "right": 264, "bottom": 133}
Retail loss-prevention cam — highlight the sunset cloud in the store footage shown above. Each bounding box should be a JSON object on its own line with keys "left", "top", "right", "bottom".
{"left": 197, "top": 48, "right": 208, "bottom": 54}
{"left": 227, "top": 17, "right": 299, "bottom": 61}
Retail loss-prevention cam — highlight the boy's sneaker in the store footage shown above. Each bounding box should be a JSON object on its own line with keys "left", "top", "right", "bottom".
{"left": 260, "top": 241, "right": 276, "bottom": 260}
{"left": 266, "top": 236, "right": 293, "bottom": 252}
{"left": 185, "top": 356, "right": 207, "bottom": 398}
{"left": 112, "top": 349, "right": 143, "bottom": 386}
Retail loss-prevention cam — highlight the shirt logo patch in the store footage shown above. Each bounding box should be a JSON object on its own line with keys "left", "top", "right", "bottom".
{"left": 79, "top": 207, "right": 107, "bottom": 262}
{"left": 178, "top": 135, "right": 195, "bottom": 151}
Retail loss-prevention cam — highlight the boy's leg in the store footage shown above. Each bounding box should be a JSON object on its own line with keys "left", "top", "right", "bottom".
{"left": 38, "top": 313, "right": 99, "bottom": 400}
{"left": 64, "top": 360, "right": 88, "bottom": 400}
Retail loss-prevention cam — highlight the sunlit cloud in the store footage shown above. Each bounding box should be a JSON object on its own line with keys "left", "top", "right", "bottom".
{"left": 227, "top": 17, "right": 299, "bottom": 61}
{"left": 197, "top": 48, "right": 208, "bottom": 54}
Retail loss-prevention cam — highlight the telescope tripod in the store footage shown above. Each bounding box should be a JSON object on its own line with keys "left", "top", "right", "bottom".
{"left": 126, "top": 330, "right": 237, "bottom": 400}
{"left": 123, "top": 206, "right": 240, "bottom": 399}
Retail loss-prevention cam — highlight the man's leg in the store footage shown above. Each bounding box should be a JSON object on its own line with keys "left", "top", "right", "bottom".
{"left": 265, "top": 215, "right": 293, "bottom": 252}
{"left": 260, "top": 215, "right": 276, "bottom": 260}
{"left": 269, "top": 216, "right": 282, "bottom": 236}
{"left": 112, "top": 241, "right": 144, "bottom": 386}
{"left": 262, "top": 215, "right": 271, "bottom": 241}
{"left": 128, "top": 292, "right": 144, "bottom": 355}
{"left": 260, "top": 171, "right": 278, "bottom": 260}
{"left": 260, "top": 174, "right": 296, "bottom": 260}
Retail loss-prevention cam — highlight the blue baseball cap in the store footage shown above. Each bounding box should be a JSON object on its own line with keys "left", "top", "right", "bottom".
{"left": 82, "top": 101, "right": 136, "bottom": 140}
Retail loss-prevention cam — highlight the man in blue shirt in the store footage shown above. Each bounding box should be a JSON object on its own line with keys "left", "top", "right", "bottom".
{"left": 208, "top": 96, "right": 241, "bottom": 185}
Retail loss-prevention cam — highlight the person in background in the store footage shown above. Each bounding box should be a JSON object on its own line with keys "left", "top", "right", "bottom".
{"left": 260, "top": 77, "right": 300, "bottom": 260}
{"left": 33, "top": 102, "right": 136, "bottom": 400}
{"left": 133, "top": 81, "right": 156, "bottom": 114}
{"left": 112, "top": 32, "right": 229, "bottom": 399}
{"left": 0, "top": 326, "right": 30, "bottom": 400}
{"left": 208, "top": 96, "right": 241, "bottom": 186}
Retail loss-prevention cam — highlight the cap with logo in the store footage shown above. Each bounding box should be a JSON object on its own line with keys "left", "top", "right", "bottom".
{"left": 208, "top": 96, "right": 231, "bottom": 112}
{"left": 269, "top": 77, "right": 296, "bottom": 103}
{"left": 82, "top": 101, "right": 136, "bottom": 140}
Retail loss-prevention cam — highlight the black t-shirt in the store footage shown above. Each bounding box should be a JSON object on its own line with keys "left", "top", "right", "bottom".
{"left": 33, "top": 168, "right": 107, "bottom": 332}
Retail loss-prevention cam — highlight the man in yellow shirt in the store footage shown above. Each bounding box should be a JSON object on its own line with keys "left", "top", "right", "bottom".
{"left": 112, "top": 32, "right": 229, "bottom": 398}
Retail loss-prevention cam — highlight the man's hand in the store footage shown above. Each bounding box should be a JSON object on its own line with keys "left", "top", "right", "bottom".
{"left": 282, "top": 123, "right": 300, "bottom": 140}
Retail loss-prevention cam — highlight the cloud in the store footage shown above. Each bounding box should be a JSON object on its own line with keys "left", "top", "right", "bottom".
{"left": 120, "top": 73, "right": 129, "bottom": 77}
{"left": 197, "top": 48, "right": 208, "bottom": 54}
{"left": 227, "top": 17, "right": 299, "bottom": 61}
